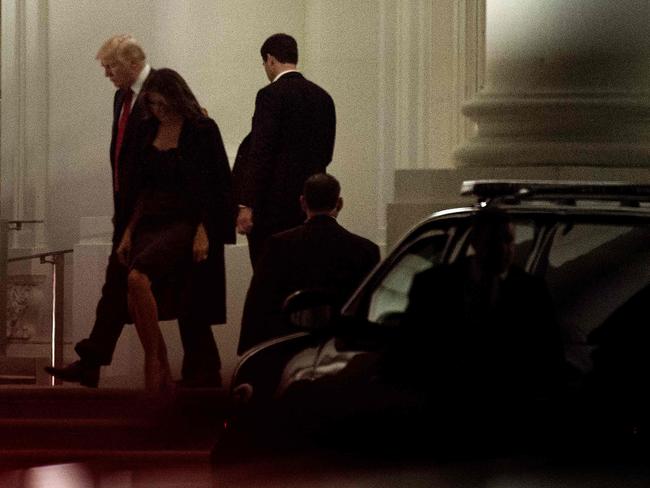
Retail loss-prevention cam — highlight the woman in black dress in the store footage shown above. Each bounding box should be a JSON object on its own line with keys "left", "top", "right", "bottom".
{"left": 117, "top": 68, "right": 234, "bottom": 392}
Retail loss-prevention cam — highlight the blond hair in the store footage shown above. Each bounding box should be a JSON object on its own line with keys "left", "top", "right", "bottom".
{"left": 96, "top": 34, "right": 146, "bottom": 66}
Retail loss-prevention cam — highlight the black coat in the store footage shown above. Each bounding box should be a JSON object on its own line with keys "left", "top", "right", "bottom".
{"left": 231, "top": 132, "right": 251, "bottom": 208}
{"left": 110, "top": 70, "right": 155, "bottom": 243}
{"left": 237, "top": 215, "right": 380, "bottom": 354}
{"left": 132, "top": 117, "right": 235, "bottom": 325}
{"left": 239, "top": 72, "right": 336, "bottom": 238}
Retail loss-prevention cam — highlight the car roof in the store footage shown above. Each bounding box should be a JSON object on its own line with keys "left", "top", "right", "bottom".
{"left": 394, "top": 180, "right": 650, "bottom": 251}
{"left": 461, "top": 179, "right": 650, "bottom": 208}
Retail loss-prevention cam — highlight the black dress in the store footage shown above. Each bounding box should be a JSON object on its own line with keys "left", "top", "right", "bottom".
{"left": 126, "top": 117, "right": 234, "bottom": 325}
{"left": 129, "top": 145, "right": 199, "bottom": 319}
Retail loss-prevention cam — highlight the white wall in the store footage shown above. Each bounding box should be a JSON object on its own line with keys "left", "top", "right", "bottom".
{"left": 304, "top": 0, "right": 382, "bottom": 242}
{"left": 46, "top": 0, "right": 308, "bottom": 251}
{"left": 42, "top": 0, "right": 449, "bottom": 251}
{"left": 47, "top": 1, "right": 158, "bottom": 251}
{"left": 148, "top": 0, "right": 307, "bottom": 161}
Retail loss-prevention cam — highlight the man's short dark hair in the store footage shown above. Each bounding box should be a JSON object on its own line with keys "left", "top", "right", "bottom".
{"left": 260, "top": 33, "right": 298, "bottom": 64}
{"left": 303, "top": 173, "right": 340, "bottom": 212}
{"left": 469, "top": 207, "right": 514, "bottom": 254}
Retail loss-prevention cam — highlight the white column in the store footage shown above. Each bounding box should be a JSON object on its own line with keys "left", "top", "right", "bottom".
{"left": 452, "top": 0, "right": 485, "bottom": 148}
{"left": 455, "top": 0, "right": 650, "bottom": 168}
{"left": 387, "top": 0, "right": 484, "bottom": 171}
{"left": 385, "top": 0, "right": 485, "bottom": 249}
{"left": 0, "top": 0, "right": 48, "bottom": 249}
{"left": 393, "top": 0, "right": 435, "bottom": 169}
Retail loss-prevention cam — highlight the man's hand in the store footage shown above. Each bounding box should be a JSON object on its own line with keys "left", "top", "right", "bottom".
{"left": 193, "top": 223, "right": 210, "bottom": 263}
{"left": 236, "top": 206, "right": 254, "bottom": 235}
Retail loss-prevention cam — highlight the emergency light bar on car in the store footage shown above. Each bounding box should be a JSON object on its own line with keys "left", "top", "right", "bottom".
{"left": 461, "top": 180, "right": 650, "bottom": 207}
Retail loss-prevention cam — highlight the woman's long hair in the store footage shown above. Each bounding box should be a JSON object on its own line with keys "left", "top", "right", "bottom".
{"left": 142, "top": 68, "right": 206, "bottom": 121}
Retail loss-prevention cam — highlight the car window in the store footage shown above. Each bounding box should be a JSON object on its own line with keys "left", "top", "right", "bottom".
{"left": 459, "top": 220, "right": 537, "bottom": 270}
{"left": 367, "top": 229, "right": 451, "bottom": 324}
{"left": 366, "top": 219, "right": 537, "bottom": 325}
{"left": 545, "top": 222, "right": 650, "bottom": 378}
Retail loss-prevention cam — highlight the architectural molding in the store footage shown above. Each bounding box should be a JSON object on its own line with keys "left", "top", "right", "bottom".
{"left": 7, "top": 274, "right": 46, "bottom": 341}
{"left": 452, "top": 0, "right": 485, "bottom": 150}
{"left": 388, "top": 0, "right": 484, "bottom": 171}
{"left": 455, "top": 0, "right": 650, "bottom": 168}
{"left": 394, "top": 0, "right": 434, "bottom": 169}
{"left": 376, "top": 0, "right": 396, "bottom": 244}
{"left": 0, "top": 1, "right": 48, "bottom": 249}
{"left": 380, "top": 0, "right": 484, "bottom": 244}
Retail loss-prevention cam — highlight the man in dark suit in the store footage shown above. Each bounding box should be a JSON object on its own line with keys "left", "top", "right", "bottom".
{"left": 388, "top": 209, "right": 565, "bottom": 401}
{"left": 46, "top": 35, "right": 222, "bottom": 387}
{"left": 235, "top": 33, "right": 336, "bottom": 268}
{"left": 237, "top": 173, "right": 380, "bottom": 354}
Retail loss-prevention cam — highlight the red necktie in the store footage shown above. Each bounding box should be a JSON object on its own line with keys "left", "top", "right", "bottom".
{"left": 114, "top": 89, "right": 133, "bottom": 192}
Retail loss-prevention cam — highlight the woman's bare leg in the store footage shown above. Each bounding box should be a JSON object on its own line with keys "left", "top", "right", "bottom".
{"left": 127, "top": 269, "right": 172, "bottom": 392}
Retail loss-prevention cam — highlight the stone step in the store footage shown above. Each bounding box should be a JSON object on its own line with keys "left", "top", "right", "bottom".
{"left": 0, "top": 386, "right": 228, "bottom": 418}
{"left": 0, "top": 386, "right": 230, "bottom": 461}
{"left": 0, "top": 448, "right": 211, "bottom": 472}
{"left": 0, "top": 357, "right": 49, "bottom": 386}
{"left": 0, "top": 418, "right": 162, "bottom": 450}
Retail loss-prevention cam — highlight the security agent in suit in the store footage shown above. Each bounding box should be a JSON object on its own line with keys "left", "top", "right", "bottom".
{"left": 237, "top": 173, "right": 380, "bottom": 355}
{"left": 46, "top": 35, "right": 222, "bottom": 388}
{"left": 386, "top": 209, "right": 565, "bottom": 402}
{"left": 236, "top": 33, "right": 336, "bottom": 269}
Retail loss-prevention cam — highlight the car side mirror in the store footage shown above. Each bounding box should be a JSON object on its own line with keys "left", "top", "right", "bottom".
{"left": 282, "top": 288, "right": 336, "bottom": 331}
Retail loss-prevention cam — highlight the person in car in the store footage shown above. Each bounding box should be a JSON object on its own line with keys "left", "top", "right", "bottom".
{"left": 388, "top": 208, "right": 565, "bottom": 404}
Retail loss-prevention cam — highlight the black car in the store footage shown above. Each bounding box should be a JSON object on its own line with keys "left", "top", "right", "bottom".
{"left": 214, "top": 180, "right": 650, "bottom": 467}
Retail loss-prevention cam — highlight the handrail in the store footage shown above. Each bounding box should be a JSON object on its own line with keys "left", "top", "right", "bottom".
{"left": 1, "top": 219, "right": 72, "bottom": 385}
{"left": 8, "top": 220, "right": 44, "bottom": 231}
{"left": 8, "top": 248, "right": 73, "bottom": 263}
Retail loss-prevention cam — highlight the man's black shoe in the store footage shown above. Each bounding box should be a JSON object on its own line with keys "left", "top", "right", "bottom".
{"left": 44, "top": 360, "right": 100, "bottom": 388}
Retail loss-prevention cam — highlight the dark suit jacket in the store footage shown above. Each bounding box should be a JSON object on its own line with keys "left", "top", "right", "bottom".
{"left": 133, "top": 116, "right": 235, "bottom": 325}
{"left": 232, "top": 132, "right": 251, "bottom": 207}
{"left": 110, "top": 69, "right": 155, "bottom": 244}
{"left": 389, "top": 259, "right": 565, "bottom": 397}
{"left": 237, "top": 215, "right": 380, "bottom": 354}
{"left": 239, "top": 72, "right": 336, "bottom": 238}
